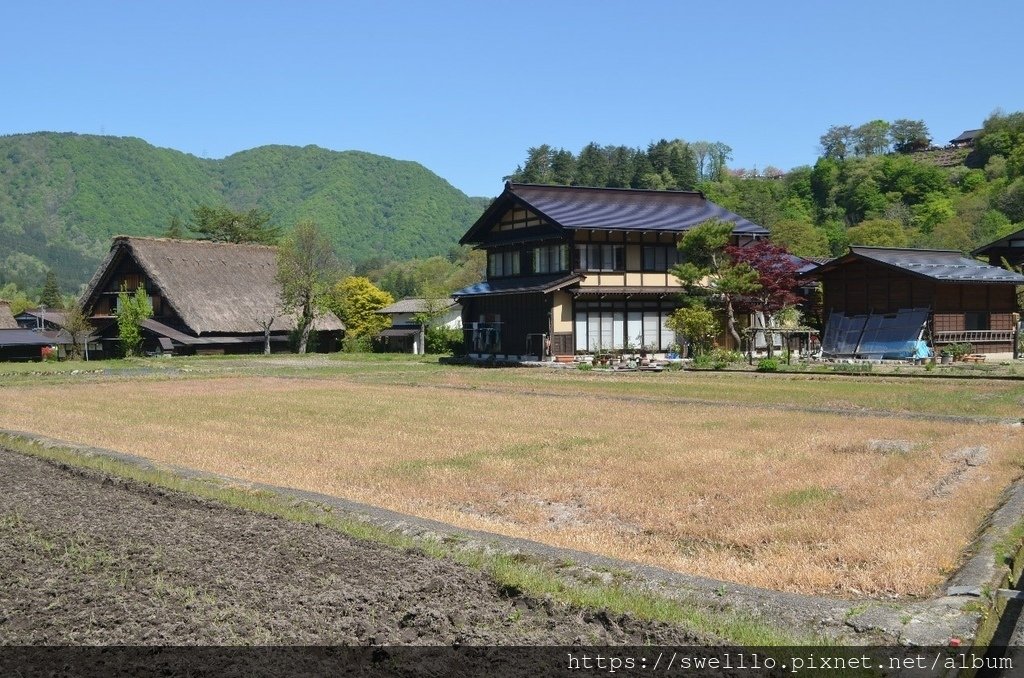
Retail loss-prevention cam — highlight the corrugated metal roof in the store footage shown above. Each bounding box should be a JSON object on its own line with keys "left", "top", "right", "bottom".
{"left": 453, "top": 273, "right": 581, "bottom": 298}
{"left": 376, "top": 298, "right": 459, "bottom": 315}
{"left": 815, "top": 247, "right": 1024, "bottom": 283}
{"left": 460, "top": 183, "right": 769, "bottom": 244}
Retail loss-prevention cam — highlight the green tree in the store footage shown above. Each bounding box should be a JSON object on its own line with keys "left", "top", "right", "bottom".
{"left": 768, "top": 219, "right": 830, "bottom": 257}
{"left": 667, "top": 304, "right": 718, "bottom": 356}
{"left": 819, "top": 125, "right": 854, "bottom": 160}
{"left": 39, "top": 270, "right": 63, "bottom": 309}
{"left": 846, "top": 219, "right": 909, "bottom": 247}
{"left": 330, "top": 276, "right": 394, "bottom": 341}
{"left": 276, "top": 220, "right": 341, "bottom": 354}
{"left": 510, "top": 145, "right": 554, "bottom": 183}
{"left": 671, "top": 220, "right": 760, "bottom": 347}
{"left": 165, "top": 215, "right": 185, "bottom": 238}
{"left": 116, "top": 283, "right": 153, "bottom": 357}
{"left": 190, "top": 205, "right": 281, "bottom": 244}
{"left": 575, "top": 143, "right": 610, "bottom": 187}
{"left": 0, "top": 282, "right": 35, "bottom": 314}
{"left": 62, "top": 301, "right": 93, "bottom": 360}
{"left": 549, "top": 149, "right": 577, "bottom": 185}
{"left": 667, "top": 143, "right": 699, "bottom": 190}
{"left": 853, "top": 120, "right": 891, "bottom": 156}
{"left": 889, "top": 119, "right": 931, "bottom": 153}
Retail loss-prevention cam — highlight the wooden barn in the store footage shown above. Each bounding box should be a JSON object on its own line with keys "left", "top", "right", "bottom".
{"left": 805, "top": 246, "right": 1024, "bottom": 356}
{"left": 80, "top": 237, "right": 345, "bottom": 356}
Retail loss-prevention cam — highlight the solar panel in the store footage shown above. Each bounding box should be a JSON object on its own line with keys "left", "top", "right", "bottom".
{"left": 822, "top": 308, "right": 929, "bottom": 359}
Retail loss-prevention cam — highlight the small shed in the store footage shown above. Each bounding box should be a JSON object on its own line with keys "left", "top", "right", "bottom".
{"left": 375, "top": 297, "right": 462, "bottom": 354}
{"left": 803, "top": 247, "right": 1024, "bottom": 356}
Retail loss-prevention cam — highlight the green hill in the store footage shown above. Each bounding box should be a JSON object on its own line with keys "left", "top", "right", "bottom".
{"left": 0, "top": 132, "right": 489, "bottom": 291}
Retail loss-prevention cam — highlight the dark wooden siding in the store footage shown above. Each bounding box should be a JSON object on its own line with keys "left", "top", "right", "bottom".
{"left": 462, "top": 293, "right": 549, "bottom": 356}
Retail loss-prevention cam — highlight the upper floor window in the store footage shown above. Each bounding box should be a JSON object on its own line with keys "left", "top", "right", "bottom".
{"left": 532, "top": 244, "right": 568, "bottom": 274}
{"left": 642, "top": 245, "right": 682, "bottom": 272}
{"left": 576, "top": 244, "right": 625, "bottom": 272}
{"left": 487, "top": 250, "right": 520, "bottom": 278}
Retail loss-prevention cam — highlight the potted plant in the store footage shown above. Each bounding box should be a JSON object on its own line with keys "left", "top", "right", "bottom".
{"left": 940, "top": 346, "right": 953, "bottom": 364}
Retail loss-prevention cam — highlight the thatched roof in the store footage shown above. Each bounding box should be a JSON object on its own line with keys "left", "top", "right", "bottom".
{"left": 82, "top": 237, "right": 344, "bottom": 335}
{"left": 0, "top": 302, "right": 17, "bottom": 329}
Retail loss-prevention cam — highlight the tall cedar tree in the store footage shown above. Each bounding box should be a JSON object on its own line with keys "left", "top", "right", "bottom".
{"left": 276, "top": 220, "right": 340, "bottom": 354}
{"left": 39, "top": 270, "right": 62, "bottom": 309}
{"left": 671, "top": 220, "right": 760, "bottom": 348}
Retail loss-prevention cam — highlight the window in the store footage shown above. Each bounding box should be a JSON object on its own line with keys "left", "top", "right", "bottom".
{"left": 574, "top": 301, "right": 678, "bottom": 352}
{"left": 965, "top": 312, "right": 990, "bottom": 331}
{"left": 575, "top": 244, "right": 624, "bottom": 271}
{"left": 487, "top": 250, "right": 520, "bottom": 277}
{"left": 642, "top": 246, "right": 681, "bottom": 272}
{"left": 532, "top": 244, "right": 568, "bottom": 274}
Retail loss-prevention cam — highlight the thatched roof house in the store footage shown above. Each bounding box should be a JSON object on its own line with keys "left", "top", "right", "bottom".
{"left": 81, "top": 237, "right": 344, "bottom": 355}
{"left": 0, "top": 302, "right": 17, "bottom": 329}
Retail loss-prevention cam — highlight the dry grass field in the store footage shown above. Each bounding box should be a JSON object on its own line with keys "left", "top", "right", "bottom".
{"left": 2, "top": 359, "right": 1021, "bottom": 598}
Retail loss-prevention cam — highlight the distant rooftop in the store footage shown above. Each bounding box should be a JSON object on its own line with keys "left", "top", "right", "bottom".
{"left": 808, "top": 246, "right": 1024, "bottom": 284}
{"left": 376, "top": 297, "right": 459, "bottom": 315}
{"left": 949, "top": 129, "right": 982, "bottom": 144}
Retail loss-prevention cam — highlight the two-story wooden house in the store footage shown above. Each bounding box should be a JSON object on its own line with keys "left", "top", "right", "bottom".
{"left": 453, "top": 183, "right": 768, "bottom": 359}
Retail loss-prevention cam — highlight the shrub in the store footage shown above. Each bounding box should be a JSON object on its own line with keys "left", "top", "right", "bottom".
{"left": 342, "top": 334, "right": 372, "bottom": 353}
{"left": 425, "top": 326, "right": 464, "bottom": 355}
{"left": 757, "top": 357, "right": 780, "bottom": 372}
{"left": 576, "top": 362, "right": 593, "bottom": 371}
{"left": 831, "top": 362, "right": 873, "bottom": 373}
{"left": 694, "top": 348, "right": 742, "bottom": 370}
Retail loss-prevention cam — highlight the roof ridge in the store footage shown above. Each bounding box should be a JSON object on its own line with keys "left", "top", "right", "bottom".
{"left": 508, "top": 181, "right": 705, "bottom": 198}
{"left": 851, "top": 245, "right": 964, "bottom": 254}
{"left": 113, "top": 235, "right": 278, "bottom": 250}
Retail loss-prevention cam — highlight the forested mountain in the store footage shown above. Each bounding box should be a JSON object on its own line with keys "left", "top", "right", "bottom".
{"left": 506, "top": 112, "right": 1024, "bottom": 259}
{"left": 0, "top": 133, "right": 488, "bottom": 291}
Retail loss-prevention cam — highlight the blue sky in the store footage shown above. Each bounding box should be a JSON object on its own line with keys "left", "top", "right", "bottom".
{"left": 3, "top": 1, "right": 1022, "bottom": 198}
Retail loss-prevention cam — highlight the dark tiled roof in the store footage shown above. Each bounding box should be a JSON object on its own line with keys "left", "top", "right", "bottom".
{"left": 0, "top": 328, "right": 71, "bottom": 347}
{"left": 809, "top": 246, "right": 1024, "bottom": 283}
{"left": 461, "top": 183, "right": 768, "bottom": 244}
{"left": 950, "top": 129, "right": 982, "bottom": 143}
{"left": 376, "top": 297, "right": 459, "bottom": 315}
{"left": 972, "top": 226, "right": 1024, "bottom": 256}
{"left": 453, "top": 273, "right": 581, "bottom": 298}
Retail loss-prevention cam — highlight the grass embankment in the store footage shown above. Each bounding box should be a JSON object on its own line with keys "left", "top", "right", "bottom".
{"left": 2, "top": 356, "right": 1021, "bottom": 596}
{"left": 0, "top": 433, "right": 800, "bottom": 646}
